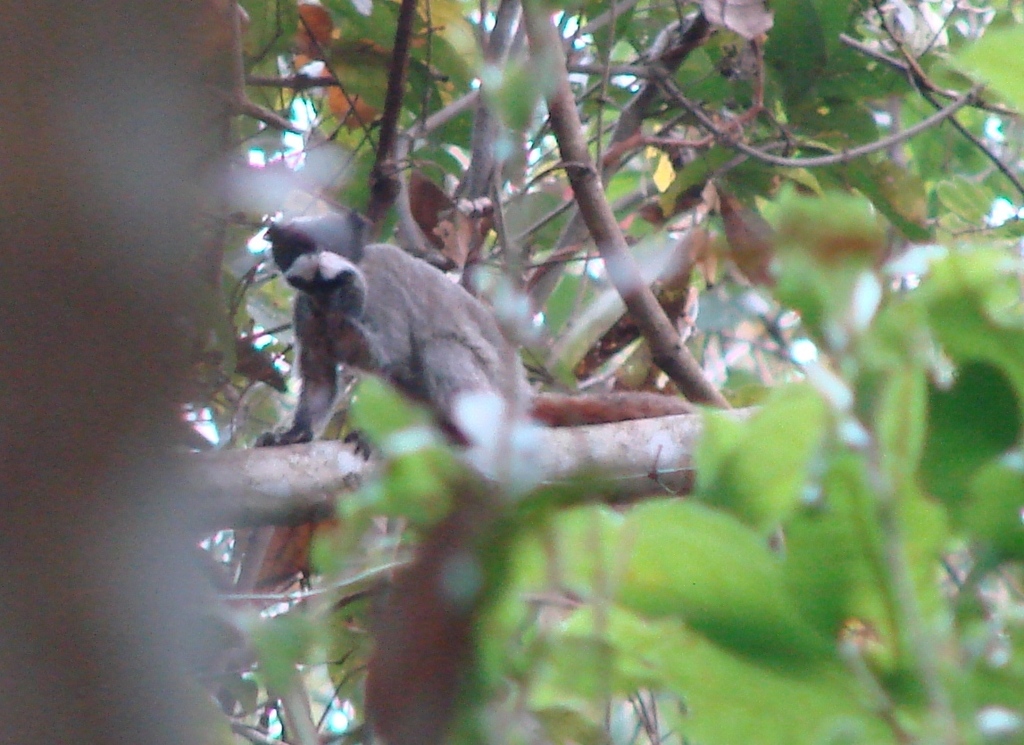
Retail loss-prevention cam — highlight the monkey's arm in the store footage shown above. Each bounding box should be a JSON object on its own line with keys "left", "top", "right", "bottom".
{"left": 257, "top": 297, "right": 345, "bottom": 446}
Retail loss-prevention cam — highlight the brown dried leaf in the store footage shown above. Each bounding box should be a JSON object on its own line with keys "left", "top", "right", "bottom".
{"left": 719, "top": 189, "right": 775, "bottom": 286}
{"left": 235, "top": 522, "right": 334, "bottom": 593}
{"left": 409, "top": 171, "right": 454, "bottom": 250}
{"left": 296, "top": 1, "right": 334, "bottom": 58}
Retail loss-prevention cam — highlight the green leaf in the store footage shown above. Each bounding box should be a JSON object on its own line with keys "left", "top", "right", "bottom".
{"left": 250, "top": 612, "right": 319, "bottom": 691}
{"left": 844, "top": 160, "right": 931, "bottom": 243}
{"left": 348, "top": 377, "right": 436, "bottom": 442}
{"left": 876, "top": 364, "right": 928, "bottom": 486}
{"left": 530, "top": 635, "right": 616, "bottom": 710}
{"left": 775, "top": 188, "right": 887, "bottom": 266}
{"left": 921, "top": 361, "right": 1020, "bottom": 509}
{"left": 784, "top": 454, "right": 893, "bottom": 652}
{"left": 482, "top": 58, "right": 543, "bottom": 132}
{"left": 765, "top": 0, "right": 829, "bottom": 101}
{"left": 967, "top": 456, "right": 1024, "bottom": 560}
{"left": 935, "top": 177, "right": 995, "bottom": 223}
{"left": 617, "top": 500, "right": 828, "bottom": 663}
{"left": 790, "top": 100, "right": 878, "bottom": 147}
{"left": 570, "top": 608, "right": 894, "bottom": 745}
{"left": 920, "top": 249, "right": 1024, "bottom": 396}
{"left": 697, "top": 384, "right": 830, "bottom": 529}
{"left": 532, "top": 706, "right": 607, "bottom": 745}
{"left": 957, "top": 26, "right": 1024, "bottom": 112}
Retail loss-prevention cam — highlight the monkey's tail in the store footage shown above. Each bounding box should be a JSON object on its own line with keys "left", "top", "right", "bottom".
{"left": 530, "top": 391, "right": 695, "bottom": 427}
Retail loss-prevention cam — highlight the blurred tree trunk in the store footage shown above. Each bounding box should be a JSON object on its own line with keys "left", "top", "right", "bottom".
{"left": 0, "top": 4, "right": 214, "bottom": 743}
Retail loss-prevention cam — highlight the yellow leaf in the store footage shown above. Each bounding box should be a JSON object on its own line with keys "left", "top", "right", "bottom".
{"left": 653, "top": 154, "right": 675, "bottom": 193}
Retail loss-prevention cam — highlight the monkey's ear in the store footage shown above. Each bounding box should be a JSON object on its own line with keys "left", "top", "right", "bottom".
{"left": 345, "top": 210, "right": 370, "bottom": 259}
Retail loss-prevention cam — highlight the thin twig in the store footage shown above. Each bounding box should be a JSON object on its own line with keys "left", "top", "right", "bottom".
{"left": 246, "top": 74, "right": 341, "bottom": 90}
{"left": 846, "top": 17, "right": 1024, "bottom": 203}
{"left": 655, "top": 71, "right": 982, "bottom": 168}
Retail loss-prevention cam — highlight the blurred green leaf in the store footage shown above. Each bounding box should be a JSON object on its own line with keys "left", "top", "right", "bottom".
{"left": 617, "top": 500, "right": 828, "bottom": 662}
{"left": 922, "top": 361, "right": 1020, "bottom": 508}
{"left": 348, "top": 377, "right": 436, "bottom": 441}
{"left": 570, "top": 608, "right": 894, "bottom": 745}
{"left": 876, "top": 364, "right": 928, "bottom": 485}
{"left": 967, "top": 456, "right": 1024, "bottom": 560}
{"left": 844, "top": 160, "right": 930, "bottom": 242}
{"left": 921, "top": 250, "right": 1024, "bottom": 395}
{"left": 784, "top": 454, "right": 892, "bottom": 648}
{"left": 957, "top": 26, "right": 1024, "bottom": 112}
{"left": 250, "top": 612, "right": 319, "bottom": 691}
{"left": 935, "top": 177, "right": 996, "bottom": 223}
{"left": 765, "top": 0, "right": 829, "bottom": 101}
{"left": 697, "top": 384, "right": 830, "bottom": 529}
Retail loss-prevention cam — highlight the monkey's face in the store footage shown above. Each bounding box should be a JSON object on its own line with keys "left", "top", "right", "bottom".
{"left": 266, "top": 211, "right": 370, "bottom": 317}
{"left": 282, "top": 250, "right": 367, "bottom": 317}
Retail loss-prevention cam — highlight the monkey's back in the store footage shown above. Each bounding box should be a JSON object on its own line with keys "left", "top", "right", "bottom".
{"left": 356, "top": 243, "right": 531, "bottom": 414}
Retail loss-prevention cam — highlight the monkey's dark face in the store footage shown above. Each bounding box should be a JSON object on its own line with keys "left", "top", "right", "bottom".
{"left": 266, "top": 211, "right": 370, "bottom": 317}
{"left": 283, "top": 249, "right": 349, "bottom": 288}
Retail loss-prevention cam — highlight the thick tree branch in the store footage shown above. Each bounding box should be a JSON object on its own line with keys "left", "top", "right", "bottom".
{"left": 188, "top": 441, "right": 371, "bottom": 530}
{"left": 456, "top": 0, "right": 522, "bottom": 201}
{"left": 224, "top": 2, "right": 300, "bottom": 133}
{"left": 188, "top": 409, "right": 756, "bottom": 530}
{"left": 539, "top": 12, "right": 712, "bottom": 299}
{"left": 366, "top": 0, "right": 419, "bottom": 225}
{"left": 522, "top": 6, "right": 728, "bottom": 408}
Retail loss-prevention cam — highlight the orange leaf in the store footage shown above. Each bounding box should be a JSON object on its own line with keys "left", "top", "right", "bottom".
{"left": 327, "top": 86, "right": 379, "bottom": 129}
{"left": 296, "top": 1, "right": 334, "bottom": 58}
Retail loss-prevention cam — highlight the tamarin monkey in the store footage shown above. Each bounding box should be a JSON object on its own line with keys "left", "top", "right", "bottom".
{"left": 256, "top": 209, "right": 694, "bottom": 448}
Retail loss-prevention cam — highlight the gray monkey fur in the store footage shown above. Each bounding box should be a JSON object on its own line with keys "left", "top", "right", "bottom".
{"left": 256, "top": 211, "right": 530, "bottom": 446}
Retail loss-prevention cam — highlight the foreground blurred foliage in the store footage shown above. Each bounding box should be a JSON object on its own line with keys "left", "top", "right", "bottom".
{"left": 185, "top": 1, "right": 1024, "bottom": 744}
{"left": 223, "top": 199, "right": 1024, "bottom": 745}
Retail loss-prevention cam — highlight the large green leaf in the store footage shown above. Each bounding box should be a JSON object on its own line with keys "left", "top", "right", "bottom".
{"left": 935, "top": 177, "right": 996, "bottom": 224}
{"left": 785, "top": 453, "right": 948, "bottom": 670}
{"left": 844, "top": 159, "right": 931, "bottom": 242}
{"left": 617, "top": 500, "right": 829, "bottom": 663}
{"left": 697, "top": 384, "right": 830, "bottom": 529}
{"left": 784, "top": 454, "right": 892, "bottom": 647}
{"left": 765, "top": 0, "right": 829, "bottom": 101}
{"left": 562, "top": 608, "right": 896, "bottom": 745}
{"left": 957, "top": 25, "right": 1024, "bottom": 112}
{"left": 921, "top": 250, "right": 1024, "bottom": 396}
{"left": 967, "top": 457, "right": 1024, "bottom": 561}
{"left": 921, "top": 361, "right": 1020, "bottom": 507}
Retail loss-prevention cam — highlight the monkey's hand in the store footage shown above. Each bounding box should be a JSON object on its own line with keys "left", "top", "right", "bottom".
{"left": 343, "top": 430, "right": 374, "bottom": 460}
{"left": 254, "top": 426, "right": 314, "bottom": 447}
